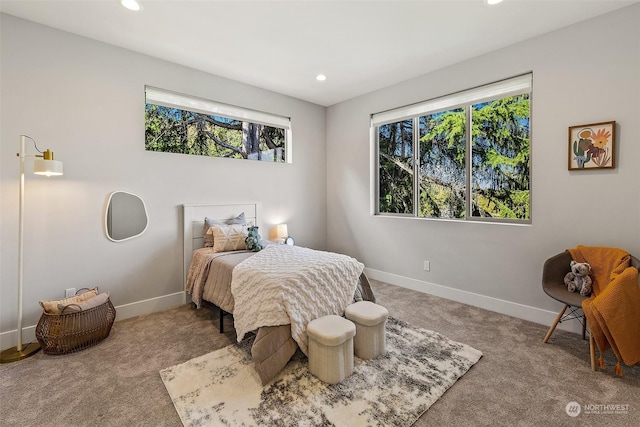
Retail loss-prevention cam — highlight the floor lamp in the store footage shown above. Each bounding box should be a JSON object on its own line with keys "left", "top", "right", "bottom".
{"left": 0, "top": 135, "right": 63, "bottom": 363}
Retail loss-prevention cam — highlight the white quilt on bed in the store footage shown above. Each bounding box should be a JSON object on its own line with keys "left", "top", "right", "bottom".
{"left": 231, "top": 244, "right": 364, "bottom": 355}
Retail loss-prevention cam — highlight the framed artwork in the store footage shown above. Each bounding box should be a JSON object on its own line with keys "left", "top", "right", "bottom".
{"left": 568, "top": 121, "right": 616, "bottom": 170}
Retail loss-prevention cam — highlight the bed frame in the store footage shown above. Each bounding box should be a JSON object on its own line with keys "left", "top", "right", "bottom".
{"left": 182, "top": 203, "right": 260, "bottom": 330}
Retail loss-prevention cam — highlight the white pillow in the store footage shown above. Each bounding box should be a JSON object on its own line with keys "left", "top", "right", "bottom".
{"left": 203, "top": 212, "right": 247, "bottom": 247}
{"left": 210, "top": 223, "right": 250, "bottom": 253}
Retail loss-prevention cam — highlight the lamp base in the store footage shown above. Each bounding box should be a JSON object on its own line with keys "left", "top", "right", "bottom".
{"left": 0, "top": 342, "right": 41, "bottom": 363}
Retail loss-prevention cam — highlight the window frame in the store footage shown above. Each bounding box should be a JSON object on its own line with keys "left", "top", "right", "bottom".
{"left": 371, "top": 74, "right": 532, "bottom": 224}
{"left": 145, "top": 86, "right": 293, "bottom": 163}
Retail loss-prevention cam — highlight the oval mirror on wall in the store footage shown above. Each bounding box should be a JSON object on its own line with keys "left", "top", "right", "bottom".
{"left": 105, "top": 191, "right": 149, "bottom": 242}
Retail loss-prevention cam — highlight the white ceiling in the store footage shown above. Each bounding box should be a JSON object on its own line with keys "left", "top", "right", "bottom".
{"left": 1, "top": 0, "right": 636, "bottom": 106}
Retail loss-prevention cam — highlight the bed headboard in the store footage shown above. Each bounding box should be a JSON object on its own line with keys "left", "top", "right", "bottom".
{"left": 182, "top": 203, "right": 259, "bottom": 290}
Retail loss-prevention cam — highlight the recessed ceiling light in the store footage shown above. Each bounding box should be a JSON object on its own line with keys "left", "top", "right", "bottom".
{"left": 316, "top": 74, "right": 327, "bottom": 82}
{"left": 121, "top": 0, "right": 142, "bottom": 11}
{"left": 486, "top": 0, "right": 504, "bottom": 5}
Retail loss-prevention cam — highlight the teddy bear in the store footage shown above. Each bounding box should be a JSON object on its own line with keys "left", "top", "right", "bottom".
{"left": 563, "top": 260, "right": 592, "bottom": 296}
{"left": 245, "top": 225, "right": 263, "bottom": 252}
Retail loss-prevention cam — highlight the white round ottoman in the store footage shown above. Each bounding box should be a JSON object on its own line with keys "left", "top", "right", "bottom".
{"left": 345, "top": 301, "right": 389, "bottom": 360}
{"left": 307, "top": 315, "right": 356, "bottom": 384}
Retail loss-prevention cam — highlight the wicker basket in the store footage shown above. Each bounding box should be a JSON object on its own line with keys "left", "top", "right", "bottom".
{"left": 35, "top": 298, "right": 116, "bottom": 355}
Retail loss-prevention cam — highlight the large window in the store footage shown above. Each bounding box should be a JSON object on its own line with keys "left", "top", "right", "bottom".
{"left": 145, "top": 86, "right": 292, "bottom": 163}
{"left": 373, "top": 74, "right": 531, "bottom": 222}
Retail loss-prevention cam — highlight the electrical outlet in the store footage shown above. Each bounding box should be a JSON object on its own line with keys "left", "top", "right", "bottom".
{"left": 423, "top": 261, "right": 430, "bottom": 271}
{"left": 65, "top": 288, "right": 76, "bottom": 298}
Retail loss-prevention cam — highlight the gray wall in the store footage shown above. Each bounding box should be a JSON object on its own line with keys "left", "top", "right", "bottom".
{"left": 326, "top": 4, "right": 640, "bottom": 322}
{"left": 2, "top": 4, "right": 639, "bottom": 342}
{"left": 0, "top": 14, "right": 326, "bottom": 334}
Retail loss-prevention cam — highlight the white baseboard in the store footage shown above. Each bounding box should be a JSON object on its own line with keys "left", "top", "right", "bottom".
{"left": 113, "top": 291, "right": 186, "bottom": 321}
{"left": 0, "top": 291, "right": 186, "bottom": 352}
{"left": 365, "top": 267, "right": 583, "bottom": 335}
{"left": 2, "top": 270, "right": 582, "bottom": 352}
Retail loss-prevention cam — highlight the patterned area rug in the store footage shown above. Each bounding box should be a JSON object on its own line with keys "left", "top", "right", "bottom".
{"left": 160, "top": 318, "right": 482, "bottom": 427}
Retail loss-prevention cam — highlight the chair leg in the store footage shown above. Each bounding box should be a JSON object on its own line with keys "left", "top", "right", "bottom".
{"left": 589, "top": 334, "right": 596, "bottom": 371}
{"left": 582, "top": 314, "right": 587, "bottom": 340}
{"left": 543, "top": 304, "right": 569, "bottom": 343}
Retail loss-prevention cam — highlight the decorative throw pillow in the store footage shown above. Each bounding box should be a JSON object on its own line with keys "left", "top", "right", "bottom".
{"left": 59, "top": 292, "right": 110, "bottom": 313}
{"left": 39, "top": 287, "right": 100, "bottom": 314}
{"left": 211, "top": 223, "right": 250, "bottom": 253}
{"left": 203, "top": 212, "right": 247, "bottom": 247}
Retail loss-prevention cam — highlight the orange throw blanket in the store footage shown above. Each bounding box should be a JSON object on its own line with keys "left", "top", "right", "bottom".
{"left": 568, "top": 246, "right": 640, "bottom": 374}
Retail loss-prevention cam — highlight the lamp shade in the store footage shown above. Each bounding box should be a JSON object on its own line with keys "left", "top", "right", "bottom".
{"left": 276, "top": 224, "right": 288, "bottom": 239}
{"left": 34, "top": 159, "right": 63, "bottom": 176}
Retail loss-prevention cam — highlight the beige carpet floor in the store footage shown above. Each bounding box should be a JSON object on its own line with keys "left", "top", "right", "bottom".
{"left": 1, "top": 280, "right": 638, "bottom": 426}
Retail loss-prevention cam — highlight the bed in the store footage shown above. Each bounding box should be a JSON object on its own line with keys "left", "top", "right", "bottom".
{"left": 182, "top": 203, "right": 375, "bottom": 384}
